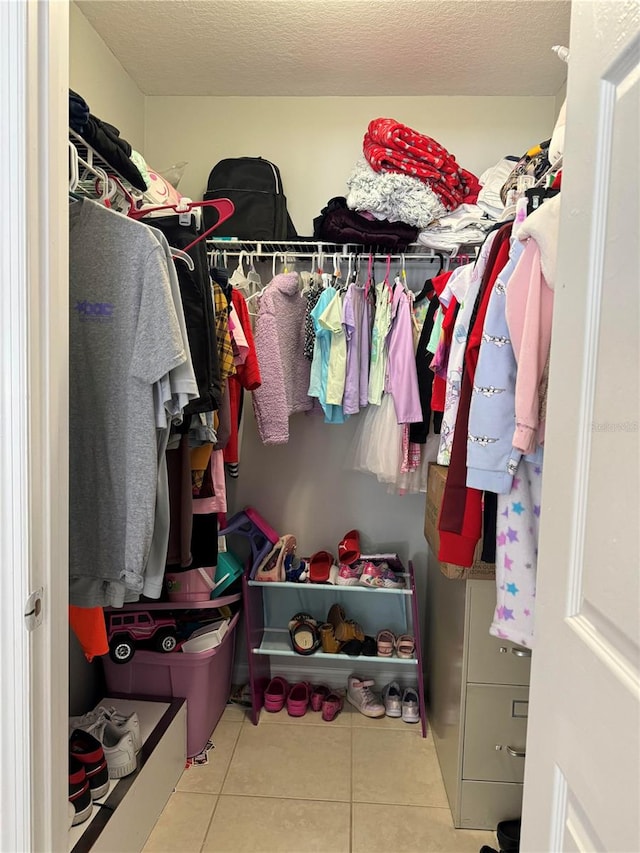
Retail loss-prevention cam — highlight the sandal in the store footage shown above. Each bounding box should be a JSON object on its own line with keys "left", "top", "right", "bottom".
{"left": 309, "top": 550, "right": 334, "bottom": 583}
{"left": 288, "top": 614, "right": 320, "bottom": 656}
{"left": 338, "top": 529, "right": 361, "bottom": 565}
{"left": 396, "top": 633, "right": 416, "bottom": 659}
{"left": 376, "top": 629, "right": 396, "bottom": 657}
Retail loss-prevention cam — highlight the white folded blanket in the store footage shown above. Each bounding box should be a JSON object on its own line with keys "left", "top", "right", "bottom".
{"left": 346, "top": 157, "right": 446, "bottom": 229}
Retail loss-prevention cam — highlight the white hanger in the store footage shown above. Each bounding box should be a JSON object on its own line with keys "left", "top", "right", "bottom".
{"left": 170, "top": 247, "right": 195, "bottom": 271}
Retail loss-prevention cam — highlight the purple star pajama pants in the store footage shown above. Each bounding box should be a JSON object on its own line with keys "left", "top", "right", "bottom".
{"left": 490, "top": 458, "right": 543, "bottom": 648}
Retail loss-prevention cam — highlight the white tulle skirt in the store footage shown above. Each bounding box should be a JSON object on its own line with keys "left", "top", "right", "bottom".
{"left": 348, "top": 392, "right": 439, "bottom": 494}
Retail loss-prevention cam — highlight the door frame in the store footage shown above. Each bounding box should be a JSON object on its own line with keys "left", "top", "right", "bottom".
{"left": 0, "top": 1, "right": 69, "bottom": 850}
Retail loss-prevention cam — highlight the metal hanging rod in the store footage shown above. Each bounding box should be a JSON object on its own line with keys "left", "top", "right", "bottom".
{"left": 205, "top": 239, "right": 473, "bottom": 259}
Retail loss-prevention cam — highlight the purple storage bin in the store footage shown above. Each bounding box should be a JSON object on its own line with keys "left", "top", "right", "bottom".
{"left": 102, "top": 612, "right": 239, "bottom": 757}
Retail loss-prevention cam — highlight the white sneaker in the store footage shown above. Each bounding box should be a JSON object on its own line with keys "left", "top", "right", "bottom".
{"left": 401, "top": 687, "right": 420, "bottom": 724}
{"left": 381, "top": 681, "right": 402, "bottom": 717}
{"left": 94, "top": 721, "right": 137, "bottom": 778}
{"left": 69, "top": 705, "right": 142, "bottom": 753}
{"left": 347, "top": 676, "right": 385, "bottom": 718}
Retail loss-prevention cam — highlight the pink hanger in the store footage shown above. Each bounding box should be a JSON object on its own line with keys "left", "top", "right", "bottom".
{"left": 129, "top": 199, "right": 235, "bottom": 252}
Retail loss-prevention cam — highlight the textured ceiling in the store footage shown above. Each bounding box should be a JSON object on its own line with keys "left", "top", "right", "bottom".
{"left": 76, "top": 0, "right": 571, "bottom": 97}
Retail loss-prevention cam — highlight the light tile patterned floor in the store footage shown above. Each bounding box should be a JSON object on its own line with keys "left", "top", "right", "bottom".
{"left": 143, "top": 705, "right": 496, "bottom": 853}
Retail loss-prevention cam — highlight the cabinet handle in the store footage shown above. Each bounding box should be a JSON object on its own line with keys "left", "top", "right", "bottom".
{"left": 506, "top": 745, "right": 526, "bottom": 758}
{"left": 511, "top": 647, "right": 532, "bottom": 658}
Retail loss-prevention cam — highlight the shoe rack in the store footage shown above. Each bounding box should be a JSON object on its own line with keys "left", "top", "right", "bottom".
{"left": 243, "top": 559, "right": 427, "bottom": 736}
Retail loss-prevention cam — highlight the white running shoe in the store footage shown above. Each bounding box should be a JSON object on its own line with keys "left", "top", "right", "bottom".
{"left": 347, "top": 676, "right": 385, "bottom": 718}
{"left": 69, "top": 705, "right": 142, "bottom": 753}
{"left": 93, "top": 721, "right": 137, "bottom": 778}
{"left": 401, "top": 687, "right": 421, "bottom": 724}
{"left": 381, "top": 681, "right": 403, "bottom": 717}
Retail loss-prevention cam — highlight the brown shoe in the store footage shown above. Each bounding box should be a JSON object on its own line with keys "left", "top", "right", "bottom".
{"left": 319, "top": 623, "right": 341, "bottom": 654}
{"left": 327, "top": 604, "right": 364, "bottom": 643}
{"left": 338, "top": 618, "right": 365, "bottom": 643}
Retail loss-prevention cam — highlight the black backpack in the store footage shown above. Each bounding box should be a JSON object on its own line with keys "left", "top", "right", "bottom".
{"left": 203, "top": 157, "right": 298, "bottom": 239}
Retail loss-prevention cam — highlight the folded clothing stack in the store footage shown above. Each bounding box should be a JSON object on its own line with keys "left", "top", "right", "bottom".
{"left": 363, "top": 117, "right": 481, "bottom": 211}
{"left": 346, "top": 157, "right": 447, "bottom": 230}
{"left": 69, "top": 89, "right": 148, "bottom": 191}
{"left": 416, "top": 203, "right": 495, "bottom": 251}
{"left": 313, "top": 196, "right": 418, "bottom": 250}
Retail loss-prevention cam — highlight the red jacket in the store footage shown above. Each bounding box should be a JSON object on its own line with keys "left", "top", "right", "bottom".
{"left": 223, "top": 290, "right": 261, "bottom": 467}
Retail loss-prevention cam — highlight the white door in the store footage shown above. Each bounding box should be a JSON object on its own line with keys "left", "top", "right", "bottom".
{"left": 0, "top": 2, "right": 69, "bottom": 851}
{"left": 521, "top": 2, "right": 640, "bottom": 851}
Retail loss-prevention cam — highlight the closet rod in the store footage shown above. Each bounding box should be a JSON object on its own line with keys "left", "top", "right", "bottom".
{"left": 207, "top": 250, "right": 447, "bottom": 261}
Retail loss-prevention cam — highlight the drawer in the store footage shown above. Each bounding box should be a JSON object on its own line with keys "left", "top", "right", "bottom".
{"left": 458, "top": 780, "right": 523, "bottom": 830}
{"left": 467, "top": 581, "right": 532, "bottom": 685}
{"left": 462, "top": 684, "right": 529, "bottom": 783}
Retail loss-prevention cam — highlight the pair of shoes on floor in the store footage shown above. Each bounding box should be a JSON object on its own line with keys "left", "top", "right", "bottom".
{"left": 264, "top": 677, "right": 343, "bottom": 721}
{"left": 68, "top": 706, "right": 140, "bottom": 824}
{"left": 381, "top": 682, "right": 420, "bottom": 724}
{"left": 337, "top": 560, "right": 405, "bottom": 589}
{"left": 376, "top": 630, "right": 416, "bottom": 659}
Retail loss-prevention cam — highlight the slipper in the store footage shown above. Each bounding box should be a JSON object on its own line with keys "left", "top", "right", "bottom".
{"left": 264, "top": 677, "right": 289, "bottom": 713}
{"left": 310, "top": 685, "right": 330, "bottom": 712}
{"left": 338, "top": 529, "right": 360, "bottom": 565}
{"left": 286, "top": 682, "right": 310, "bottom": 717}
{"left": 309, "top": 551, "right": 334, "bottom": 583}
{"left": 376, "top": 629, "right": 396, "bottom": 657}
{"left": 396, "top": 633, "right": 416, "bottom": 659}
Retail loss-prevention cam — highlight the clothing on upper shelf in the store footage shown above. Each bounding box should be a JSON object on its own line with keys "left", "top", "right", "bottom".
{"left": 346, "top": 157, "right": 447, "bottom": 229}
{"left": 417, "top": 203, "right": 496, "bottom": 251}
{"left": 252, "top": 272, "right": 312, "bottom": 443}
{"left": 363, "top": 117, "right": 481, "bottom": 210}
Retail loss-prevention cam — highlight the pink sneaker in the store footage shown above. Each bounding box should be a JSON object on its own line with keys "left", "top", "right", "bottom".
{"left": 336, "top": 562, "right": 364, "bottom": 586}
{"left": 358, "top": 562, "right": 404, "bottom": 589}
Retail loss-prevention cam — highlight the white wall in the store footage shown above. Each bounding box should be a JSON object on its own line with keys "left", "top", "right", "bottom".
{"left": 144, "top": 95, "right": 557, "bottom": 235}
{"left": 69, "top": 3, "right": 146, "bottom": 152}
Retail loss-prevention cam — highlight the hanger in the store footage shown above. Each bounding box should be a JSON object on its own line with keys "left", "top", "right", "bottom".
{"left": 413, "top": 253, "right": 445, "bottom": 304}
{"left": 170, "top": 247, "right": 195, "bottom": 271}
{"left": 129, "top": 198, "right": 235, "bottom": 253}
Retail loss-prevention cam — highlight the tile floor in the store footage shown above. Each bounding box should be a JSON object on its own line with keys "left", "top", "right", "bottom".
{"left": 143, "top": 704, "right": 496, "bottom": 853}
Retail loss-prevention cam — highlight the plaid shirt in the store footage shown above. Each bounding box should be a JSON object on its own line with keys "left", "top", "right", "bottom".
{"left": 212, "top": 281, "right": 236, "bottom": 384}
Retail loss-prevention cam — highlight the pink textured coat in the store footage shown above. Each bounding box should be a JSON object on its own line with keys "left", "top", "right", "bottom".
{"left": 252, "top": 273, "right": 312, "bottom": 444}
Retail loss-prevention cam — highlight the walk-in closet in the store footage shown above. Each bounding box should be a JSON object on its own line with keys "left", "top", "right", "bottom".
{"left": 1, "top": 1, "right": 638, "bottom": 852}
